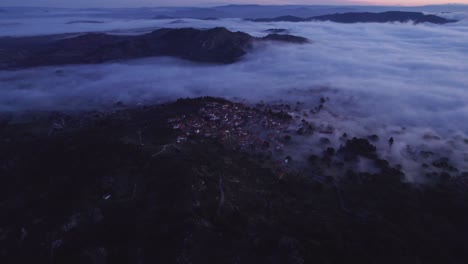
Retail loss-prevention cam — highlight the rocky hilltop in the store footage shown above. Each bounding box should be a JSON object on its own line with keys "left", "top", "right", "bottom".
{"left": 251, "top": 11, "right": 458, "bottom": 24}
{"left": 0, "top": 97, "right": 467, "bottom": 263}
{"left": 0, "top": 27, "right": 308, "bottom": 69}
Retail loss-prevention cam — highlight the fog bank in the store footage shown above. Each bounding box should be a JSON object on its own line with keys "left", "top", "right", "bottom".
{"left": 0, "top": 15, "right": 467, "bottom": 178}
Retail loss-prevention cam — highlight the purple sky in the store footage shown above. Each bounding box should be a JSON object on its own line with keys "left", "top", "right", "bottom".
{"left": 0, "top": 0, "right": 467, "bottom": 8}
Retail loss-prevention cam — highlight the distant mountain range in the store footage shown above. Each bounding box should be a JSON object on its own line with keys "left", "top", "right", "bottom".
{"left": 2, "top": 4, "right": 468, "bottom": 20}
{"left": 251, "top": 11, "right": 457, "bottom": 24}
{"left": 0, "top": 28, "right": 308, "bottom": 68}
{"left": 140, "top": 4, "right": 468, "bottom": 20}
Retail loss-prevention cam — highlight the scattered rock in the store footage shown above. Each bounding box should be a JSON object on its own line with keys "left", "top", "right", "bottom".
{"left": 342, "top": 137, "right": 377, "bottom": 160}
{"left": 420, "top": 150, "right": 434, "bottom": 159}
{"left": 432, "top": 158, "right": 458, "bottom": 172}
{"left": 319, "top": 137, "right": 331, "bottom": 145}
{"left": 308, "top": 154, "right": 319, "bottom": 163}
{"left": 367, "top": 134, "right": 379, "bottom": 142}
{"left": 325, "top": 147, "right": 335, "bottom": 156}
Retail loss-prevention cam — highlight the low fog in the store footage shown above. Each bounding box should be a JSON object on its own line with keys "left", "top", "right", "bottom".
{"left": 0, "top": 10, "right": 467, "bottom": 179}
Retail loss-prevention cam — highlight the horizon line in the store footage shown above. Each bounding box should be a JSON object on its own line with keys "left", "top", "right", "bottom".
{"left": 1, "top": 3, "right": 468, "bottom": 9}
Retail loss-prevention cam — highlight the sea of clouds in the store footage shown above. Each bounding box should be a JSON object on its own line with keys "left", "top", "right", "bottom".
{"left": 0, "top": 10, "right": 467, "bottom": 178}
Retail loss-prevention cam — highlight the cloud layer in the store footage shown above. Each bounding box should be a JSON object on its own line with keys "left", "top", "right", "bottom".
{"left": 0, "top": 11, "right": 467, "bottom": 177}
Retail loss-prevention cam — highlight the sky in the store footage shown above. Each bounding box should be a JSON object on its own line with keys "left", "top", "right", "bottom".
{"left": 0, "top": 0, "right": 468, "bottom": 8}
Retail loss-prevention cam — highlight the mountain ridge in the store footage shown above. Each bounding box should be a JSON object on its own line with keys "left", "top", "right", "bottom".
{"left": 0, "top": 27, "right": 308, "bottom": 69}
{"left": 250, "top": 11, "right": 458, "bottom": 24}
